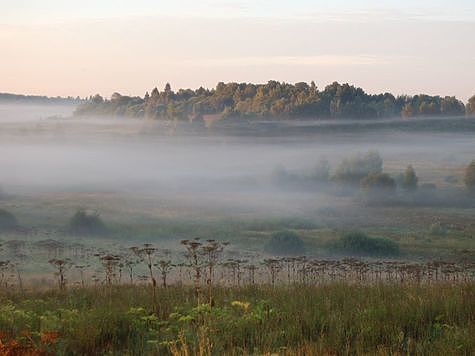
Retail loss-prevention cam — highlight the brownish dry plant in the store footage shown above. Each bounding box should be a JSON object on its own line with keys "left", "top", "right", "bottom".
{"left": 48, "top": 258, "right": 72, "bottom": 290}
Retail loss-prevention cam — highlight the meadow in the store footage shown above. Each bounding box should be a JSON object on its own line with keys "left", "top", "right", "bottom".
{"left": 1, "top": 190, "right": 475, "bottom": 355}
{"left": 1, "top": 105, "right": 475, "bottom": 355}
{"left": 1, "top": 283, "right": 475, "bottom": 355}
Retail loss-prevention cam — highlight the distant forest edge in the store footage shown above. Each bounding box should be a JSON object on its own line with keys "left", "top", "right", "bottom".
{"left": 0, "top": 92, "right": 82, "bottom": 105}
{"left": 74, "top": 81, "right": 475, "bottom": 121}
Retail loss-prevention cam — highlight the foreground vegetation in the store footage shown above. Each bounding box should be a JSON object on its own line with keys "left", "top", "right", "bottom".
{"left": 1, "top": 230, "right": 474, "bottom": 354}
{"left": 0, "top": 283, "right": 474, "bottom": 355}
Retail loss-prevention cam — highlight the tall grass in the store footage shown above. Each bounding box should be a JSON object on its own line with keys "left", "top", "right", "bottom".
{"left": 0, "top": 283, "right": 474, "bottom": 355}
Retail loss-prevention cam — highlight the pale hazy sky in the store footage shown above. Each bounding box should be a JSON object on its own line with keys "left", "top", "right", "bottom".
{"left": 1, "top": 1, "right": 474, "bottom": 100}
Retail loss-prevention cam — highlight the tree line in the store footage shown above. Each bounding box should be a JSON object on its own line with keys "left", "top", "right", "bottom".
{"left": 74, "top": 81, "right": 475, "bottom": 120}
{"left": 0, "top": 93, "right": 82, "bottom": 105}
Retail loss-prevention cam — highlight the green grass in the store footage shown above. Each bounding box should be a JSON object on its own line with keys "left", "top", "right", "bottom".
{"left": 1, "top": 283, "right": 474, "bottom": 355}
{"left": 3, "top": 188, "right": 475, "bottom": 259}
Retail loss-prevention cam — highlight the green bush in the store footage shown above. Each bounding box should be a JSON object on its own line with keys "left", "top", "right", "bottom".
{"left": 361, "top": 173, "right": 396, "bottom": 192}
{"left": 264, "top": 230, "right": 306, "bottom": 256}
{"left": 0, "top": 209, "right": 17, "bottom": 232}
{"left": 334, "top": 150, "right": 383, "bottom": 185}
{"left": 360, "top": 173, "right": 396, "bottom": 204}
{"left": 402, "top": 165, "right": 418, "bottom": 192}
{"left": 68, "top": 209, "right": 107, "bottom": 236}
{"left": 337, "top": 231, "right": 399, "bottom": 257}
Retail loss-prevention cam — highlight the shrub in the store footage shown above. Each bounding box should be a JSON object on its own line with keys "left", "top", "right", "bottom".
{"left": 361, "top": 172, "right": 396, "bottom": 203}
{"left": 264, "top": 230, "right": 306, "bottom": 256}
{"left": 337, "top": 231, "right": 399, "bottom": 257}
{"left": 402, "top": 165, "right": 418, "bottom": 192}
{"left": 0, "top": 209, "right": 17, "bottom": 232}
{"left": 68, "top": 209, "right": 107, "bottom": 236}
{"left": 361, "top": 173, "right": 396, "bottom": 192}
{"left": 333, "top": 150, "right": 383, "bottom": 185}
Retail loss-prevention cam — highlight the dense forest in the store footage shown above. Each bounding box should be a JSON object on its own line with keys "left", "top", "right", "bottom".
{"left": 0, "top": 93, "right": 82, "bottom": 105}
{"left": 74, "top": 81, "right": 475, "bottom": 121}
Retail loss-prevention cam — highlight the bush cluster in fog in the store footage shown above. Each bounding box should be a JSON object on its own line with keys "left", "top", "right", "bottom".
{"left": 361, "top": 173, "right": 396, "bottom": 200}
{"left": 68, "top": 209, "right": 107, "bottom": 236}
{"left": 334, "top": 150, "right": 383, "bottom": 185}
{"left": 264, "top": 230, "right": 306, "bottom": 256}
{"left": 272, "top": 150, "right": 383, "bottom": 190}
{"left": 401, "top": 165, "right": 418, "bottom": 192}
{"left": 272, "top": 148, "right": 475, "bottom": 207}
{"left": 336, "top": 231, "right": 400, "bottom": 257}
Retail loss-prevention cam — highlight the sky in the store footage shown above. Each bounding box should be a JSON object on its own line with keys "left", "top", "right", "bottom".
{"left": 1, "top": 0, "right": 474, "bottom": 100}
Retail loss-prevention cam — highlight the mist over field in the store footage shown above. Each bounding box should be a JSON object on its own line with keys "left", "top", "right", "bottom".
{"left": 0, "top": 102, "right": 473, "bottom": 237}
{"left": 1, "top": 104, "right": 473, "bottom": 194}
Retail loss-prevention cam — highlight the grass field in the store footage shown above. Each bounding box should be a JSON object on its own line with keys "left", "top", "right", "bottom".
{"left": 1, "top": 190, "right": 475, "bottom": 354}
{"left": 1, "top": 283, "right": 474, "bottom": 355}
{"left": 2, "top": 188, "right": 475, "bottom": 260}
{"left": 1, "top": 108, "right": 475, "bottom": 354}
